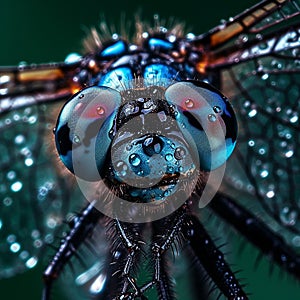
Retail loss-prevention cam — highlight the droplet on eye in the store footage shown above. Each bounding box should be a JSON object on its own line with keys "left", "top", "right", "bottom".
{"left": 213, "top": 105, "right": 222, "bottom": 113}
{"left": 165, "top": 153, "right": 173, "bottom": 161}
{"left": 143, "top": 136, "right": 163, "bottom": 156}
{"left": 115, "top": 160, "right": 128, "bottom": 172}
{"left": 208, "top": 113, "right": 217, "bottom": 122}
{"left": 73, "top": 135, "right": 81, "bottom": 144}
{"left": 96, "top": 106, "right": 105, "bottom": 115}
{"left": 174, "top": 147, "right": 186, "bottom": 160}
{"left": 184, "top": 98, "right": 194, "bottom": 108}
{"left": 129, "top": 153, "right": 141, "bottom": 166}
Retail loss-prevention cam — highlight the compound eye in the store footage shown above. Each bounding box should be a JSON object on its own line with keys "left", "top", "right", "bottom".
{"left": 164, "top": 80, "right": 237, "bottom": 171}
{"left": 55, "top": 86, "right": 121, "bottom": 180}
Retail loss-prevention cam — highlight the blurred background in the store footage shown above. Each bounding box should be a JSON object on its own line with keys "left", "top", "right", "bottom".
{"left": 0, "top": 0, "right": 299, "bottom": 299}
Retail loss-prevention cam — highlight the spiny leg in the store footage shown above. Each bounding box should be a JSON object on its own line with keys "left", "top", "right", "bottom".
{"left": 110, "top": 219, "right": 146, "bottom": 299}
{"left": 139, "top": 208, "right": 187, "bottom": 299}
{"left": 182, "top": 214, "right": 248, "bottom": 300}
{"left": 209, "top": 193, "right": 300, "bottom": 279}
{"left": 151, "top": 215, "right": 185, "bottom": 300}
{"left": 42, "top": 201, "right": 103, "bottom": 300}
{"left": 93, "top": 243, "right": 136, "bottom": 300}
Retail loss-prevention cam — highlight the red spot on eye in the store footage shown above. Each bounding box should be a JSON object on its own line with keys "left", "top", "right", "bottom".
{"left": 75, "top": 102, "right": 107, "bottom": 119}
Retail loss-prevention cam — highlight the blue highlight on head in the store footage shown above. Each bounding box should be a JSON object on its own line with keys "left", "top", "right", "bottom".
{"left": 99, "top": 40, "right": 127, "bottom": 58}
{"left": 147, "top": 38, "right": 173, "bottom": 51}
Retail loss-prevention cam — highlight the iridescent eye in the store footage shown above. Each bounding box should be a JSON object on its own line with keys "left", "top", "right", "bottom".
{"left": 54, "top": 86, "right": 121, "bottom": 180}
{"left": 164, "top": 80, "right": 237, "bottom": 171}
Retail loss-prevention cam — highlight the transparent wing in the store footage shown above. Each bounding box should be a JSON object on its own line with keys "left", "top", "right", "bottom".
{"left": 0, "top": 61, "right": 85, "bottom": 278}
{"left": 195, "top": 0, "right": 300, "bottom": 247}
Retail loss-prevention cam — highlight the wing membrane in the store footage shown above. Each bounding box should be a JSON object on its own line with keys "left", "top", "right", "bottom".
{"left": 198, "top": 0, "right": 300, "bottom": 242}
{"left": 0, "top": 71, "right": 84, "bottom": 278}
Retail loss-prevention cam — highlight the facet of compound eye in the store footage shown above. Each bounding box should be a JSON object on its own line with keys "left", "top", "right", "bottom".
{"left": 55, "top": 86, "right": 121, "bottom": 181}
{"left": 164, "top": 80, "right": 237, "bottom": 171}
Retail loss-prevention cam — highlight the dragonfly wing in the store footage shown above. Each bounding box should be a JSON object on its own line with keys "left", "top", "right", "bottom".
{"left": 194, "top": 0, "right": 300, "bottom": 246}
{"left": 0, "top": 61, "right": 86, "bottom": 278}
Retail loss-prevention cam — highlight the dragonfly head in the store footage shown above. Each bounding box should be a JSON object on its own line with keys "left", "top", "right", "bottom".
{"left": 54, "top": 80, "right": 237, "bottom": 203}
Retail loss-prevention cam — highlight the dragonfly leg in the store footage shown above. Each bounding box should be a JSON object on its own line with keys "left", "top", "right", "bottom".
{"left": 42, "top": 200, "right": 103, "bottom": 300}
{"left": 209, "top": 193, "right": 300, "bottom": 280}
{"left": 138, "top": 210, "right": 187, "bottom": 299}
{"left": 182, "top": 213, "right": 249, "bottom": 300}
{"left": 112, "top": 219, "right": 145, "bottom": 300}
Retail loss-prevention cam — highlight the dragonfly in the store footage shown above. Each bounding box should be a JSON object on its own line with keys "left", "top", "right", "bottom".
{"left": 0, "top": 0, "right": 300, "bottom": 299}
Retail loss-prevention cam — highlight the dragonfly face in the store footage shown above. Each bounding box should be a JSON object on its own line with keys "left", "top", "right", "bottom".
{"left": 0, "top": 1, "right": 300, "bottom": 299}
{"left": 54, "top": 37, "right": 238, "bottom": 205}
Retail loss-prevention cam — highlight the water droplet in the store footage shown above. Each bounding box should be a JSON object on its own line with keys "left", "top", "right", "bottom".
{"left": 96, "top": 106, "right": 105, "bottom": 115}
{"left": 280, "top": 207, "right": 298, "bottom": 226}
{"left": 290, "top": 114, "right": 298, "bottom": 123}
{"left": 79, "top": 94, "right": 84, "bottom": 99}
{"left": 213, "top": 106, "right": 222, "bottom": 113}
{"left": 266, "top": 190, "right": 275, "bottom": 198}
{"left": 115, "top": 160, "right": 128, "bottom": 172}
{"left": 46, "top": 216, "right": 57, "bottom": 229}
{"left": 174, "top": 147, "right": 186, "bottom": 160}
{"left": 120, "top": 171, "right": 127, "bottom": 177}
{"left": 28, "top": 115, "right": 37, "bottom": 124}
{"left": 10, "top": 242, "right": 21, "bottom": 253}
{"left": 7, "top": 170, "right": 16, "bottom": 180}
{"left": 31, "top": 229, "right": 40, "bottom": 239}
{"left": 3, "top": 197, "right": 13, "bottom": 206}
{"left": 19, "top": 251, "right": 29, "bottom": 260}
{"left": 129, "top": 154, "right": 141, "bottom": 166}
{"left": 14, "top": 134, "right": 25, "bottom": 144}
{"left": 45, "top": 234, "right": 54, "bottom": 244}
{"left": 248, "top": 140, "right": 255, "bottom": 147}
{"left": 261, "top": 73, "right": 269, "bottom": 80}
{"left": 258, "top": 148, "right": 266, "bottom": 155}
{"left": 167, "top": 166, "right": 174, "bottom": 172}
{"left": 248, "top": 109, "right": 257, "bottom": 118}
{"left": 208, "top": 114, "right": 217, "bottom": 122}
{"left": 143, "top": 136, "right": 163, "bottom": 156}
{"left": 165, "top": 153, "right": 173, "bottom": 161}
{"left": 11, "top": 181, "right": 22, "bottom": 192}
{"left": 285, "top": 150, "right": 294, "bottom": 158}
{"left": 73, "top": 135, "right": 81, "bottom": 144}
{"left": 7, "top": 234, "right": 16, "bottom": 243}
{"left": 185, "top": 98, "right": 194, "bottom": 108}
{"left": 25, "top": 158, "right": 34, "bottom": 166}
{"left": 260, "top": 170, "right": 269, "bottom": 178}
{"left": 33, "top": 239, "right": 43, "bottom": 248}
{"left": 25, "top": 257, "right": 38, "bottom": 269}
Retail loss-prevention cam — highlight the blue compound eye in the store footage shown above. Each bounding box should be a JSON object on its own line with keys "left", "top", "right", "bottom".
{"left": 164, "top": 80, "right": 237, "bottom": 171}
{"left": 55, "top": 86, "right": 121, "bottom": 181}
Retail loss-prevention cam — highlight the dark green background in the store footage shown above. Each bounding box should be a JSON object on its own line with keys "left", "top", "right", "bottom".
{"left": 0, "top": 0, "right": 299, "bottom": 299}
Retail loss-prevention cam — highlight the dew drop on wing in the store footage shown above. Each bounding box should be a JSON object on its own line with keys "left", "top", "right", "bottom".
{"left": 0, "top": 102, "right": 83, "bottom": 279}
